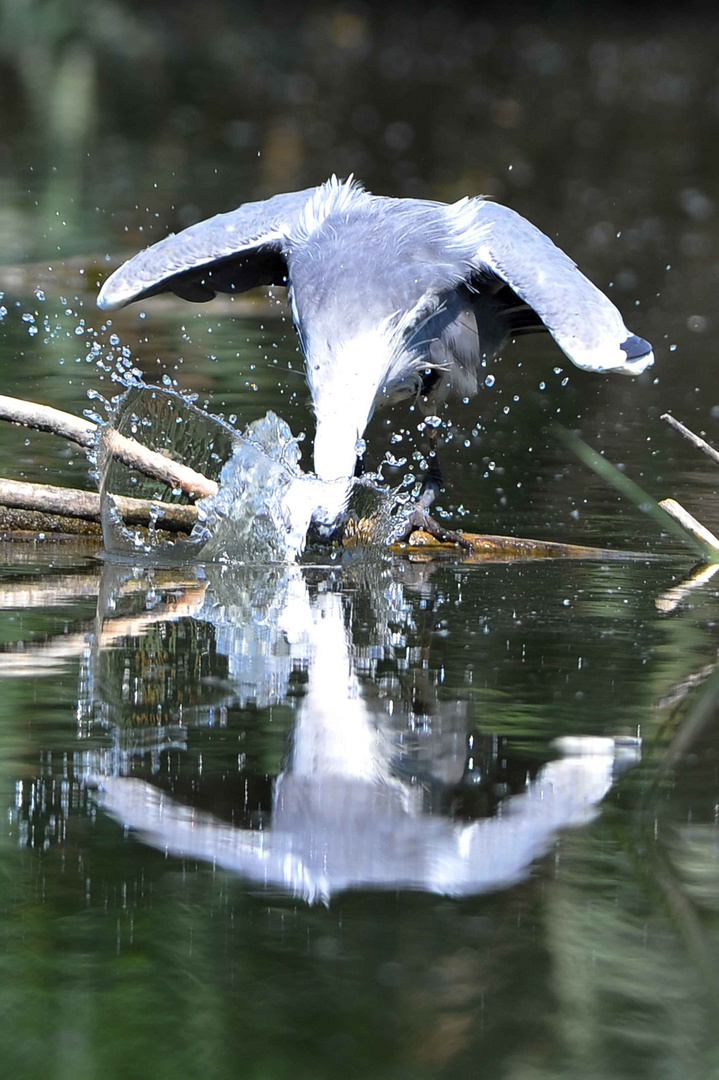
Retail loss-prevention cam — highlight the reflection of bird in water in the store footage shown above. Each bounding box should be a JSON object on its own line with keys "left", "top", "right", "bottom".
{"left": 98, "top": 176, "right": 653, "bottom": 538}
{"left": 90, "top": 572, "right": 641, "bottom": 903}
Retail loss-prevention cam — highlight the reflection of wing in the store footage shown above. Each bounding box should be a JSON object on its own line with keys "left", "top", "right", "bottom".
{"left": 450, "top": 198, "right": 653, "bottom": 376}
{"left": 97, "top": 187, "right": 317, "bottom": 310}
{"left": 95, "top": 738, "right": 636, "bottom": 904}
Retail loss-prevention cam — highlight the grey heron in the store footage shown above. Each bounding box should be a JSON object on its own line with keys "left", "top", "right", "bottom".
{"left": 98, "top": 175, "right": 653, "bottom": 537}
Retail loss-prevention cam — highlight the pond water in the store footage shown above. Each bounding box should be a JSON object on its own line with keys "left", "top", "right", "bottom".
{"left": 1, "top": 6, "right": 719, "bottom": 1079}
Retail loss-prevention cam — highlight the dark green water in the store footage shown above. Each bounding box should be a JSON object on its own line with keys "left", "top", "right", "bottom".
{"left": 2, "top": 5, "right": 719, "bottom": 1078}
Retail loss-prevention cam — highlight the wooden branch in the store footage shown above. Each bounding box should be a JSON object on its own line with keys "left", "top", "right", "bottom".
{"left": 661, "top": 413, "right": 719, "bottom": 469}
{"left": 103, "top": 429, "right": 218, "bottom": 498}
{"left": 0, "top": 478, "right": 198, "bottom": 533}
{"left": 0, "top": 394, "right": 218, "bottom": 498}
{"left": 658, "top": 498, "right": 719, "bottom": 554}
{"left": 0, "top": 393, "right": 96, "bottom": 447}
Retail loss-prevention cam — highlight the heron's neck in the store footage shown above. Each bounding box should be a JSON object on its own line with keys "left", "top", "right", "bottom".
{"left": 309, "top": 330, "right": 400, "bottom": 481}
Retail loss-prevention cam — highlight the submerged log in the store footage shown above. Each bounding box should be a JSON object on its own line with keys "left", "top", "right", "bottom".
{"left": 0, "top": 477, "right": 641, "bottom": 558}
{"left": 391, "top": 530, "right": 643, "bottom": 561}
{"left": 0, "top": 478, "right": 197, "bottom": 533}
{"left": 0, "top": 506, "right": 101, "bottom": 538}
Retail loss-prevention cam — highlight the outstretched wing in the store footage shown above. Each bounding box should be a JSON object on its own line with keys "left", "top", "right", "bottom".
{"left": 97, "top": 186, "right": 318, "bottom": 311}
{"left": 450, "top": 198, "right": 653, "bottom": 376}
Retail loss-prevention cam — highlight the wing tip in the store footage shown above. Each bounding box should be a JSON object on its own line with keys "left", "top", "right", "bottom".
{"left": 561, "top": 333, "right": 654, "bottom": 377}
{"left": 617, "top": 334, "right": 654, "bottom": 376}
{"left": 97, "top": 271, "right": 132, "bottom": 311}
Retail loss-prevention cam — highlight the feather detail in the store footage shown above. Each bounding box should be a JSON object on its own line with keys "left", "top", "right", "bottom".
{"left": 290, "top": 175, "right": 366, "bottom": 243}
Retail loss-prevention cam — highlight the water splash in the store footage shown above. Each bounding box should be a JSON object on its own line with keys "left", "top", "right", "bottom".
{"left": 196, "top": 413, "right": 347, "bottom": 562}
{"left": 97, "top": 385, "right": 358, "bottom": 563}
{"left": 98, "top": 385, "right": 237, "bottom": 560}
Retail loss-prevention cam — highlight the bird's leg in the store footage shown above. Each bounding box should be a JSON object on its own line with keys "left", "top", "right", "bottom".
{"left": 418, "top": 437, "right": 444, "bottom": 509}
{"left": 399, "top": 430, "right": 474, "bottom": 551}
{"left": 400, "top": 502, "right": 474, "bottom": 551}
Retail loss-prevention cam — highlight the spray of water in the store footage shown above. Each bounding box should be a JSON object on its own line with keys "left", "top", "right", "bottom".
{"left": 96, "top": 385, "right": 392, "bottom": 563}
